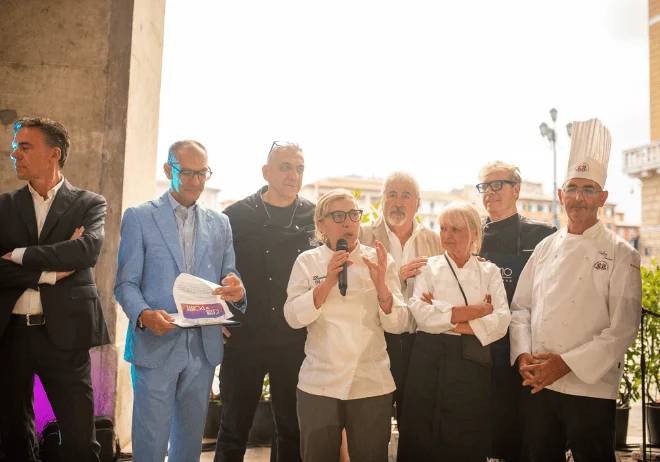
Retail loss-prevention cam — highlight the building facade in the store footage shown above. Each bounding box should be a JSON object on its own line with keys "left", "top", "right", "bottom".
{"left": 622, "top": 0, "right": 660, "bottom": 258}
{"left": 300, "top": 176, "right": 638, "bottom": 244}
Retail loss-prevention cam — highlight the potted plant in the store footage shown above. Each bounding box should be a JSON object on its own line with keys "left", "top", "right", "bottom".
{"left": 616, "top": 333, "right": 641, "bottom": 448}
{"left": 641, "top": 260, "right": 660, "bottom": 445}
{"left": 247, "top": 374, "right": 274, "bottom": 446}
{"left": 203, "top": 373, "right": 274, "bottom": 443}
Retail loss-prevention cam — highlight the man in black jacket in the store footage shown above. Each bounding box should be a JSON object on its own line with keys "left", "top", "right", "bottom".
{"left": 0, "top": 117, "right": 109, "bottom": 462}
{"left": 214, "top": 142, "right": 316, "bottom": 462}
{"left": 477, "top": 161, "right": 556, "bottom": 462}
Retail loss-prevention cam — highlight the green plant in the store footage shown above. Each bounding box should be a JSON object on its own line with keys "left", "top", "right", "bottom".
{"left": 210, "top": 372, "right": 271, "bottom": 403}
{"left": 641, "top": 259, "right": 660, "bottom": 404}
{"left": 261, "top": 374, "right": 271, "bottom": 401}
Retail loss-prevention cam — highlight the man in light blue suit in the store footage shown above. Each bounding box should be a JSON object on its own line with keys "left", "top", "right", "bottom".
{"left": 115, "top": 140, "right": 245, "bottom": 462}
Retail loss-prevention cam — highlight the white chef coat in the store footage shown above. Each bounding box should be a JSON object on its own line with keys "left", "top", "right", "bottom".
{"left": 408, "top": 253, "right": 510, "bottom": 346}
{"left": 509, "top": 220, "right": 642, "bottom": 400}
{"left": 284, "top": 242, "right": 409, "bottom": 400}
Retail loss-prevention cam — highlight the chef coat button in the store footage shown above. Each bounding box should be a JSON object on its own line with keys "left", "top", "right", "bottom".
{"left": 570, "top": 299, "right": 574, "bottom": 303}
{"left": 263, "top": 224, "right": 267, "bottom": 227}
{"left": 298, "top": 249, "right": 301, "bottom": 252}
{"left": 269, "top": 277, "right": 272, "bottom": 281}
{"left": 272, "top": 307, "right": 275, "bottom": 311}
{"left": 541, "top": 341, "right": 546, "bottom": 345}
{"left": 266, "top": 250, "right": 269, "bottom": 253}
{"left": 563, "top": 321, "right": 567, "bottom": 325}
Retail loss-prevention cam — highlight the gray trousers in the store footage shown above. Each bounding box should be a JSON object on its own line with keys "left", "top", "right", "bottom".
{"left": 296, "top": 389, "right": 392, "bottom": 462}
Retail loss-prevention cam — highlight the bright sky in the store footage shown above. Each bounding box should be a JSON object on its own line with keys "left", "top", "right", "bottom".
{"left": 157, "top": 0, "right": 650, "bottom": 223}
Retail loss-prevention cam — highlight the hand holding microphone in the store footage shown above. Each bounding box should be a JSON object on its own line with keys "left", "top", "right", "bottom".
{"left": 336, "top": 238, "right": 349, "bottom": 296}
{"left": 322, "top": 239, "right": 352, "bottom": 295}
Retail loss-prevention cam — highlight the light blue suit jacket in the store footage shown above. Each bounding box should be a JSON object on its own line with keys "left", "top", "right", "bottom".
{"left": 114, "top": 193, "right": 245, "bottom": 368}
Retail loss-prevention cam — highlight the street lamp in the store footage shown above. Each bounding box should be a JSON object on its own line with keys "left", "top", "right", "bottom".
{"left": 539, "top": 108, "right": 572, "bottom": 229}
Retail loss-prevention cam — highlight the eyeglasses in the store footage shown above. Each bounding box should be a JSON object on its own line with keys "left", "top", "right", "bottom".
{"left": 168, "top": 163, "right": 212, "bottom": 182}
{"left": 562, "top": 186, "right": 603, "bottom": 198}
{"left": 324, "top": 209, "right": 363, "bottom": 223}
{"left": 476, "top": 180, "right": 518, "bottom": 193}
{"left": 268, "top": 141, "right": 295, "bottom": 156}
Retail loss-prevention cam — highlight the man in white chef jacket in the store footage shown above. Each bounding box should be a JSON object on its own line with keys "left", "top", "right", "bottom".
{"left": 509, "top": 118, "right": 641, "bottom": 462}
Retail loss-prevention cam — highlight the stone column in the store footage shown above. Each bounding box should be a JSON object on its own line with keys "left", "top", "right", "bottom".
{"left": 0, "top": 0, "right": 166, "bottom": 446}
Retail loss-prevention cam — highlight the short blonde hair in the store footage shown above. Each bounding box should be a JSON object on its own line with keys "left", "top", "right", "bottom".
{"left": 438, "top": 202, "right": 483, "bottom": 255}
{"left": 314, "top": 189, "right": 358, "bottom": 244}
{"left": 478, "top": 160, "right": 522, "bottom": 184}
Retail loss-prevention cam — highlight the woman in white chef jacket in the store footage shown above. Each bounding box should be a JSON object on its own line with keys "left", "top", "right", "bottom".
{"left": 284, "top": 189, "right": 409, "bottom": 462}
{"left": 397, "top": 202, "right": 511, "bottom": 462}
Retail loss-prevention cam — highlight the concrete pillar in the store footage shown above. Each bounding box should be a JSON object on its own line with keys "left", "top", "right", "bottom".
{"left": 0, "top": 0, "right": 166, "bottom": 446}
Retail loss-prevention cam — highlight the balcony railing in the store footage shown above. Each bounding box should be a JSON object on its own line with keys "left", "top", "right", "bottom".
{"left": 622, "top": 140, "right": 660, "bottom": 177}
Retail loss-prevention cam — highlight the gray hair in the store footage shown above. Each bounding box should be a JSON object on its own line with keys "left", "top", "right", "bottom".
{"left": 478, "top": 161, "right": 522, "bottom": 184}
{"left": 168, "top": 140, "right": 208, "bottom": 163}
{"left": 267, "top": 142, "right": 303, "bottom": 165}
{"left": 438, "top": 202, "right": 484, "bottom": 255}
{"left": 380, "top": 171, "right": 420, "bottom": 199}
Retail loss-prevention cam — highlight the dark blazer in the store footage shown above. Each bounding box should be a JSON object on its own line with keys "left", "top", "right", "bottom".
{"left": 0, "top": 179, "right": 110, "bottom": 350}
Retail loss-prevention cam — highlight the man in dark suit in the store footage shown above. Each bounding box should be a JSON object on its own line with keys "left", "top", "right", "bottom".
{"left": 0, "top": 117, "right": 109, "bottom": 462}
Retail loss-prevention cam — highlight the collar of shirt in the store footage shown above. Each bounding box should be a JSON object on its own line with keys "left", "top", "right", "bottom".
{"left": 27, "top": 176, "right": 65, "bottom": 203}
{"left": 384, "top": 219, "right": 421, "bottom": 266}
{"left": 560, "top": 219, "right": 604, "bottom": 241}
{"left": 483, "top": 212, "right": 519, "bottom": 231}
{"left": 443, "top": 251, "right": 479, "bottom": 271}
{"left": 167, "top": 190, "right": 197, "bottom": 214}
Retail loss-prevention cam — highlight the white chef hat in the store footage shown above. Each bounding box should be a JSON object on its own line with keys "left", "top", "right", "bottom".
{"left": 564, "top": 118, "right": 611, "bottom": 189}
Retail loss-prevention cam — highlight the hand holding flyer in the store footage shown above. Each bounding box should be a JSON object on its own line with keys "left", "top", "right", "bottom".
{"left": 171, "top": 273, "right": 236, "bottom": 327}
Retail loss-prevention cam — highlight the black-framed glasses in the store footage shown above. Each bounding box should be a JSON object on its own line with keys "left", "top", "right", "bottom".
{"left": 476, "top": 180, "right": 517, "bottom": 193}
{"left": 562, "top": 186, "right": 603, "bottom": 198}
{"left": 168, "top": 163, "right": 212, "bottom": 181}
{"left": 324, "top": 209, "right": 363, "bottom": 223}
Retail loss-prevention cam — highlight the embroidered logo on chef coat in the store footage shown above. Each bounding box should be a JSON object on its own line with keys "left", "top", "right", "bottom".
{"left": 576, "top": 163, "right": 589, "bottom": 172}
{"left": 312, "top": 275, "right": 326, "bottom": 285}
{"left": 597, "top": 250, "right": 613, "bottom": 261}
{"left": 593, "top": 261, "right": 608, "bottom": 271}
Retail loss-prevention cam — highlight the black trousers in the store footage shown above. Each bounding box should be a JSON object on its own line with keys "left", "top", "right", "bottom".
{"left": 214, "top": 341, "right": 306, "bottom": 462}
{"left": 490, "top": 332, "right": 524, "bottom": 462}
{"left": 384, "top": 332, "right": 415, "bottom": 426}
{"left": 397, "top": 333, "right": 491, "bottom": 462}
{"left": 521, "top": 388, "right": 616, "bottom": 462}
{"left": 0, "top": 322, "right": 100, "bottom": 462}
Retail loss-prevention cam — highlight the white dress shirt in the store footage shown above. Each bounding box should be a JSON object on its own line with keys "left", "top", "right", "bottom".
{"left": 408, "top": 253, "right": 510, "bottom": 346}
{"left": 509, "top": 221, "right": 642, "bottom": 400}
{"left": 284, "top": 242, "right": 409, "bottom": 400}
{"left": 384, "top": 219, "right": 421, "bottom": 274}
{"left": 11, "top": 178, "right": 65, "bottom": 315}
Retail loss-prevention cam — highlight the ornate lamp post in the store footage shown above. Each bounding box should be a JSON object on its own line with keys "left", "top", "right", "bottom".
{"left": 539, "top": 108, "right": 573, "bottom": 229}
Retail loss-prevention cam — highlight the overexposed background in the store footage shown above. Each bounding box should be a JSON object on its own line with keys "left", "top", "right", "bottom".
{"left": 157, "top": 0, "right": 649, "bottom": 222}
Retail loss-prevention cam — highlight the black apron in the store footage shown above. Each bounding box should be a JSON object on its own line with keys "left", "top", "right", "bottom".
{"left": 481, "top": 215, "right": 528, "bottom": 462}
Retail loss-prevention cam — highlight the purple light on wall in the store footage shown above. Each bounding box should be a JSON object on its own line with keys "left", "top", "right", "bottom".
{"left": 33, "top": 350, "right": 114, "bottom": 434}
{"left": 34, "top": 375, "right": 56, "bottom": 433}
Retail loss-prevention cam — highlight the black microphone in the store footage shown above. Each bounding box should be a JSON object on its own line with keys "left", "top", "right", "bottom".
{"left": 336, "top": 238, "right": 348, "bottom": 296}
